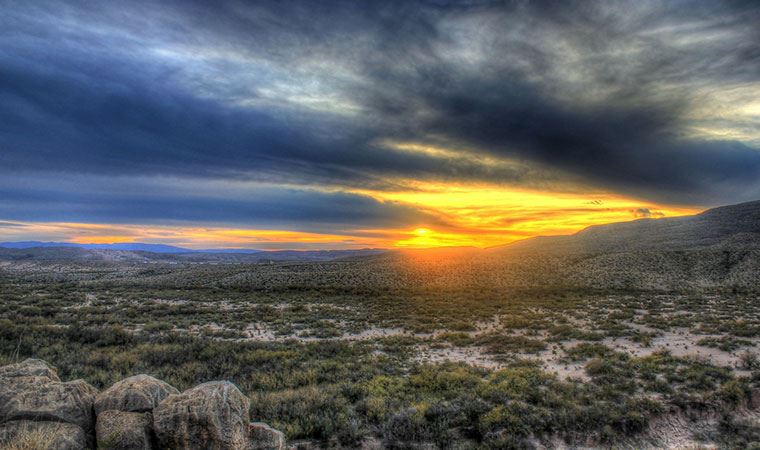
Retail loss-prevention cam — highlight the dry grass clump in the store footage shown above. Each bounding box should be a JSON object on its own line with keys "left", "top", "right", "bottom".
{"left": 0, "top": 424, "right": 60, "bottom": 450}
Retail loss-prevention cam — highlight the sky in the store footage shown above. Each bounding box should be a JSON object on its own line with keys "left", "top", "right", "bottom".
{"left": 0, "top": 0, "right": 759, "bottom": 249}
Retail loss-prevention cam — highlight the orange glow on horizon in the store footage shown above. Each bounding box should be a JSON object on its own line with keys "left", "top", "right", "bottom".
{"left": 0, "top": 182, "right": 702, "bottom": 249}
{"left": 60, "top": 226, "right": 380, "bottom": 250}
{"left": 355, "top": 182, "right": 700, "bottom": 248}
{"left": 69, "top": 235, "right": 138, "bottom": 244}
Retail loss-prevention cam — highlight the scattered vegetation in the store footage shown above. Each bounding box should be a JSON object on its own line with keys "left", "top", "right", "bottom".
{"left": 1, "top": 255, "right": 758, "bottom": 448}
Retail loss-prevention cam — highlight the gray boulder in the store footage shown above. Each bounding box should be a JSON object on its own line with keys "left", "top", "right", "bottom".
{"left": 0, "top": 359, "right": 60, "bottom": 382}
{"left": 95, "top": 374, "right": 178, "bottom": 415}
{"left": 153, "top": 381, "right": 251, "bottom": 450}
{"left": 249, "top": 422, "right": 285, "bottom": 450}
{"left": 0, "top": 375, "right": 98, "bottom": 434}
{"left": 0, "top": 420, "right": 87, "bottom": 450}
{"left": 96, "top": 409, "right": 154, "bottom": 450}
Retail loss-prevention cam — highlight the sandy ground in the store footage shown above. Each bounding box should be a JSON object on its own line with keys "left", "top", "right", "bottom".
{"left": 125, "top": 309, "right": 757, "bottom": 379}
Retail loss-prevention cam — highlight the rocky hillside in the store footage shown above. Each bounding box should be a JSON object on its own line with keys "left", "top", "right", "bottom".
{"left": 493, "top": 199, "right": 760, "bottom": 255}
{"left": 483, "top": 200, "right": 760, "bottom": 290}
{"left": 0, "top": 359, "right": 285, "bottom": 450}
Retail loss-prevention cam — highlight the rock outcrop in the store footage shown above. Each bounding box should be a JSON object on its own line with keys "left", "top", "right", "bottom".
{"left": 93, "top": 374, "right": 179, "bottom": 449}
{"left": 0, "top": 359, "right": 287, "bottom": 450}
{"left": 0, "top": 376, "right": 98, "bottom": 433}
{"left": 96, "top": 410, "right": 154, "bottom": 450}
{"left": 249, "top": 422, "right": 285, "bottom": 450}
{"left": 95, "top": 374, "right": 178, "bottom": 415}
{"left": 0, "top": 358, "right": 60, "bottom": 381}
{"left": 153, "top": 381, "right": 251, "bottom": 450}
{"left": 0, "top": 359, "right": 98, "bottom": 449}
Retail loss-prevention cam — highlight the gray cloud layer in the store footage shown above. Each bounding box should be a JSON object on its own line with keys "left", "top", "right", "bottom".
{"left": 1, "top": 0, "right": 759, "bottom": 227}
{"left": 0, "top": 174, "right": 435, "bottom": 232}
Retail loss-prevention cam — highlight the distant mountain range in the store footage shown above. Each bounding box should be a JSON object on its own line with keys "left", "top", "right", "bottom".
{"left": 0, "top": 241, "right": 263, "bottom": 254}
{"left": 0, "top": 241, "right": 386, "bottom": 263}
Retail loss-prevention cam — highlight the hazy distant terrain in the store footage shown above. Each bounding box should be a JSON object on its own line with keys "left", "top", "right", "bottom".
{"left": 0, "top": 245, "right": 385, "bottom": 263}
{"left": 3, "top": 200, "right": 759, "bottom": 290}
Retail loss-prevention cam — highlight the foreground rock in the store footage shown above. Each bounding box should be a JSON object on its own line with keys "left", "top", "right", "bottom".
{"left": 0, "top": 358, "right": 98, "bottom": 449}
{"left": 0, "top": 376, "right": 98, "bottom": 433}
{"left": 153, "top": 381, "right": 251, "bottom": 449}
{"left": 96, "top": 410, "right": 154, "bottom": 450}
{"left": 93, "top": 374, "right": 178, "bottom": 449}
{"left": 0, "top": 359, "right": 286, "bottom": 450}
{"left": 95, "top": 374, "right": 178, "bottom": 415}
{"left": 249, "top": 422, "right": 285, "bottom": 450}
{"left": 0, "top": 359, "right": 60, "bottom": 382}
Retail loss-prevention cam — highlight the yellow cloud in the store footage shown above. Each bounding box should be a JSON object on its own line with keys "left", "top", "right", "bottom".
{"left": 353, "top": 180, "right": 699, "bottom": 248}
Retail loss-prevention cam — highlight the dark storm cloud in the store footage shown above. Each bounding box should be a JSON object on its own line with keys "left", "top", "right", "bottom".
{"left": 1, "top": 0, "right": 759, "bottom": 221}
{"left": 0, "top": 21, "right": 542, "bottom": 190}
{"left": 398, "top": 75, "right": 760, "bottom": 204}
{"left": 350, "top": 0, "right": 760, "bottom": 204}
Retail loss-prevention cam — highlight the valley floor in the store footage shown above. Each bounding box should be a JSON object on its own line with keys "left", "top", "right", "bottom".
{"left": 1, "top": 256, "right": 759, "bottom": 448}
